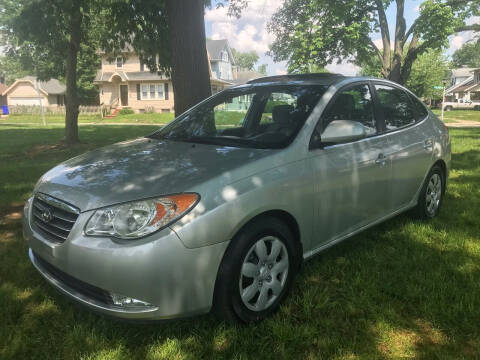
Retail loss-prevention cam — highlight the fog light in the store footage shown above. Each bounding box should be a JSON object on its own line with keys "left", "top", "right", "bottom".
{"left": 111, "top": 293, "right": 155, "bottom": 308}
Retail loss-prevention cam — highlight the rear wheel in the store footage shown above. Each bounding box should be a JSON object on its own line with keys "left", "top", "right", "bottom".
{"left": 413, "top": 165, "right": 445, "bottom": 219}
{"left": 444, "top": 106, "right": 453, "bottom": 111}
{"left": 213, "top": 216, "right": 298, "bottom": 323}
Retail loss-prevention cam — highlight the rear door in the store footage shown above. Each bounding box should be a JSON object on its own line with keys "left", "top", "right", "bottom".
{"left": 309, "top": 82, "right": 392, "bottom": 248}
{"left": 373, "top": 83, "right": 434, "bottom": 211}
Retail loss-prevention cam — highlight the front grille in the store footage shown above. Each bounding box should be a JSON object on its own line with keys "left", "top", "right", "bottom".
{"left": 33, "top": 251, "right": 114, "bottom": 305}
{"left": 31, "top": 194, "right": 80, "bottom": 243}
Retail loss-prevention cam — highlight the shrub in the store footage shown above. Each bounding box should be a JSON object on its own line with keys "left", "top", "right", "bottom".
{"left": 118, "top": 107, "right": 135, "bottom": 115}
{"left": 145, "top": 106, "right": 156, "bottom": 114}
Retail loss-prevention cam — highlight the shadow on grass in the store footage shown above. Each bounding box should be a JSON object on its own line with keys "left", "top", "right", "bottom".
{"left": 0, "top": 126, "right": 479, "bottom": 359}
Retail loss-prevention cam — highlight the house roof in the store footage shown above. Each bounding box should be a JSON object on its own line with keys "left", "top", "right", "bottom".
{"left": 2, "top": 76, "right": 66, "bottom": 96}
{"left": 206, "top": 39, "right": 235, "bottom": 65}
{"left": 94, "top": 70, "right": 169, "bottom": 82}
{"left": 453, "top": 84, "right": 475, "bottom": 93}
{"left": 451, "top": 68, "right": 476, "bottom": 78}
{"left": 446, "top": 76, "right": 474, "bottom": 94}
{"left": 232, "top": 70, "right": 265, "bottom": 85}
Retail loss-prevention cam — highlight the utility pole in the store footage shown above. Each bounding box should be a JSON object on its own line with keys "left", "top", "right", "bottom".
{"left": 34, "top": 77, "right": 46, "bottom": 126}
{"left": 441, "top": 79, "right": 447, "bottom": 123}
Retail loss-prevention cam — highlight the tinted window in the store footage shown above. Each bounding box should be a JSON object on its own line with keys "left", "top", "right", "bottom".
{"left": 323, "top": 84, "right": 376, "bottom": 135}
{"left": 409, "top": 94, "right": 429, "bottom": 121}
{"left": 150, "top": 85, "right": 326, "bottom": 149}
{"left": 375, "top": 85, "right": 415, "bottom": 130}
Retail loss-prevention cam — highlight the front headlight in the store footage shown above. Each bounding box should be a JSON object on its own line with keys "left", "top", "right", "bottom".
{"left": 84, "top": 193, "right": 199, "bottom": 239}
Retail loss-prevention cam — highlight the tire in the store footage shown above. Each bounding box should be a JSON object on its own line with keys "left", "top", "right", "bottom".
{"left": 444, "top": 106, "right": 453, "bottom": 111}
{"left": 474, "top": 105, "right": 480, "bottom": 111}
{"left": 213, "top": 216, "right": 299, "bottom": 323}
{"left": 412, "top": 165, "right": 445, "bottom": 220}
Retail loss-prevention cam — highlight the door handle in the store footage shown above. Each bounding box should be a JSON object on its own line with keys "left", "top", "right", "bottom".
{"left": 375, "top": 153, "right": 387, "bottom": 166}
{"left": 424, "top": 139, "right": 433, "bottom": 151}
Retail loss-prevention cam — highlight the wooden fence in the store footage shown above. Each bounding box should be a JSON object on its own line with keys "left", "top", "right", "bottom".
{"left": 7, "top": 105, "right": 104, "bottom": 116}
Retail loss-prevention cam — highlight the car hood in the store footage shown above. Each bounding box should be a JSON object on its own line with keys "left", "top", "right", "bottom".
{"left": 35, "top": 137, "right": 274, "bottom": 211}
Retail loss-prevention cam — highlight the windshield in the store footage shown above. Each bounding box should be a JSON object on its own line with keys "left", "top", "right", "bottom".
{"left": 149, "top": 85, "right": 327, "bottom": 149}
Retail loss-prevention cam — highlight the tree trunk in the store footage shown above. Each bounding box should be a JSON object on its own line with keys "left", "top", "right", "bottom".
{"left": 64, "top": 4, "right": 82, "bottom": 145}
{"left": 374, "top": 0, "right": 391, "bottom": 79}
{"left": 166, "top": 0, "right": 211, "bottom": 116}
{"left": 389, "top": 0, "right": 406, "bottom": 84}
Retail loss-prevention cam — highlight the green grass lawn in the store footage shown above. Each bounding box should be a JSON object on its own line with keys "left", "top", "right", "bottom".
{"left": 0, "top": 112, "right": 174, "bottom": 125}
{"left": 1, "top": 124, "right": 479, "bottom": 359}
{"left": 431, "top": 109, "right": 480, "bottom": 123}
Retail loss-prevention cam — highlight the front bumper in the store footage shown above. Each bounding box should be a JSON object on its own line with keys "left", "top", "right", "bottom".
{"left": 23, "top": 197, "right": 229, "bottom": 320}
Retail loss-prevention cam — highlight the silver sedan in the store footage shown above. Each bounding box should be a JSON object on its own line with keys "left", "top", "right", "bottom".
{"left": 23, "top": 74, "right": 451, "bottom": 323}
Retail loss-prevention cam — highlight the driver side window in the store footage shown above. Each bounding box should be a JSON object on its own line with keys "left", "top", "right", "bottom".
{"left": 323, "top": 84, "right": 377, "bottom": 136}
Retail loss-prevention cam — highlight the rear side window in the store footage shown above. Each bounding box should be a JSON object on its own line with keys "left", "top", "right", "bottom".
{"left": 375, "top": 84, "right": 415, "bottom": 130}
{"left": 409, "top": 94, "right": 429, "bottom": 121}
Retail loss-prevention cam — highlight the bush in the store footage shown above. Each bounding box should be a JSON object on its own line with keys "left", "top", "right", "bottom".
{"left": 145, "top": 106, "right": 156, "bottom": 114}
{"left": 118, "top": 107, "right": 135, "bottom": 115}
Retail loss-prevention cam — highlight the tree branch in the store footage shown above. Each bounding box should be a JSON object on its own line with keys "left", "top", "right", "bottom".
{"left": 374, "top": 0, "right": 391, "bottom": 77}
{"left": 369, "top": 38, "right": 383, "bottom": 63}
{"left": 455, "top": 24, "right": 480, "bottom": 32}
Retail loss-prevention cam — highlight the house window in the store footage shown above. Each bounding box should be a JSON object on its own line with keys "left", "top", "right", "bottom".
{"left": 142, "top": 84, "right": 148, "bottom": 99}
{"left": 221, "top": 51, "right": 228, "bottom": 62}
{"left": 140, "top": 83, "right": 166, "bottom": 100}
{"left": 157, "top": 84, "right": 164, "bottom": 98}
{"left": 116, "top": 56, "right": 123, "bottom": 68}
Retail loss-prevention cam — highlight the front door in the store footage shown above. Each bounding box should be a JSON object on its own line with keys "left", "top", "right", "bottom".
{"left": 310, "top": 83, "right": 391, "bottom": 249}
{"left": 120, "top": 85, "right": 128, "bottom": 106}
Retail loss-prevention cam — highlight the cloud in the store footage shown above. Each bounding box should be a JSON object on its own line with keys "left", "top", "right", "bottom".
{"left": 205, "top": 0, "right": 282, "bottom": 54}
{"left": 448, "top": 16, "right": 479, "bottom": 53}
{"left": 326, "top": 62, "right": 360, "bottom": 76}
{"left": 450, "top": 35, "right": 464, "bottom": 50}
{"left": 205, "top": 0, "right": 286, "bottom": 75}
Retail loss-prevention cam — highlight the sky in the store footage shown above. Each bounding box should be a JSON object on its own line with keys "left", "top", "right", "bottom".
{"left": 204, "top": 0, "right": 479, "bottom": 76}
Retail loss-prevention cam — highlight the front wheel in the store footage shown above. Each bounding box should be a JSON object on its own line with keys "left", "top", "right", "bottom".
{"left": 213, "top": 217, "right": 298, "bottom": 323}
{"left": 413, "top": 165, "right": 445, "bottom": 219}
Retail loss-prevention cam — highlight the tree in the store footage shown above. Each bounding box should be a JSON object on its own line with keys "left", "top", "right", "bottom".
{"left": 406, "top": 48, "right": 449, "bottom": 101}
{"left": 102, "top": 0, "right": 211, "bottom": 116}
{"left": 451, "top": 41, "right": 480, "bottom": 68}
{"left": 231, "top": 48, "right": 259, "bottom": 70}
{"left": 0, "top": 0, "right": 102, "bottom": 145}
{"left": 268, "top": 0, "right": 479, "bottom": 84}
{"left": 257, "top": 63, "right": 268, "bottom": 75}
{"left": 0, "top": 55, "right": 29, "bottom": 85}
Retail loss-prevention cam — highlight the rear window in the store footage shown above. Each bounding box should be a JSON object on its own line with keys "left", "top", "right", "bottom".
{"left": 409, "top": 94, "right": 429, "bottom": 121}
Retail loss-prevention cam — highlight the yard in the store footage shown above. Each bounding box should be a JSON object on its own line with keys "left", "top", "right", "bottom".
{"left": 0, "top": 123, "right": 479, "bottom": 359}
{"left": 0, "top": 112, "right": 175, "bottom": 125}
{"left": 431, "top": 109, "right": 480, "bottom": 124}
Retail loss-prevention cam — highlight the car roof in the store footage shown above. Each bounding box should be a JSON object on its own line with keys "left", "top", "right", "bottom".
{"left": 245, "top": 73, "right": 346, "bottom": 86}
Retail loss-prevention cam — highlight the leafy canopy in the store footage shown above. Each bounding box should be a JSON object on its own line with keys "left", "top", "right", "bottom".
{"left": 231, "top": 48, "right": 259, "bottom": 70}
{"left": 451, "top": 41, "right": 480, "bottom": 68}
{"left": 268, "top": 0, "right": 479, "bottom": 84}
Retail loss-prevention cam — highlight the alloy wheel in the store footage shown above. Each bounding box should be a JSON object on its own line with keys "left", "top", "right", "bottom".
{"left": 426, "top": 173, "right": 442, "bottom": 216}
{"left": 238, "top": 236, "right": 289, "bottom": 312}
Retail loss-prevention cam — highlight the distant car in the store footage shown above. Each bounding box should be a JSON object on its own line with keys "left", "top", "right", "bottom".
{"left": 443, "top": 99, "right": 480, "bottom": 111}
{"left": 24, "top": 74, "right": 451, "bottom": 323}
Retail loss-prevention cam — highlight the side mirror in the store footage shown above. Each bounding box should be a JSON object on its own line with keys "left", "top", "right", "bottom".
{"left": 321, "top": 120, "right": 367, "bottom": 144}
